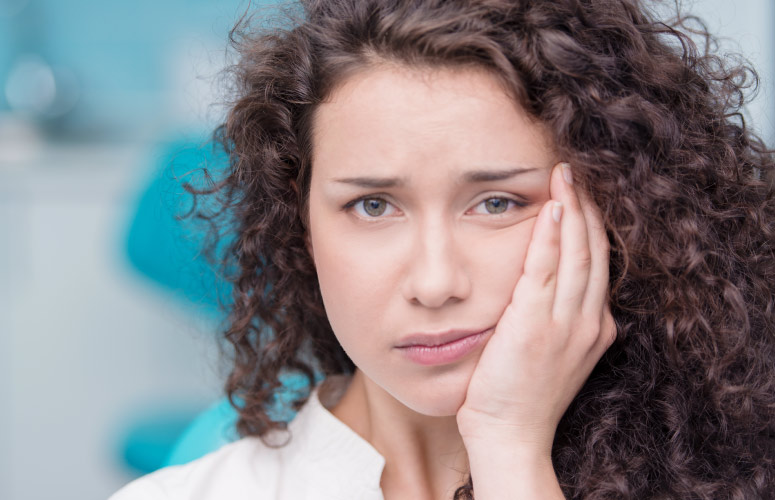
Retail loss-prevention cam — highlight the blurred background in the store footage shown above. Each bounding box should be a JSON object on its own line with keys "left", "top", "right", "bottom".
{"left": 0, "top": 1, "right": 772, "bottom": 499}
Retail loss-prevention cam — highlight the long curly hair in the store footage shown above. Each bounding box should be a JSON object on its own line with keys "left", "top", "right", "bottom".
{"left": 190, "top": 0, "right": 775, "bottom": 497}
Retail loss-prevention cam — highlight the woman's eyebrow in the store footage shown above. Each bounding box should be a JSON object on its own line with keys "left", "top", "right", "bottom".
{"left": 461, "top": 166, "right": 538, "bottom": 182}
{"left": 333, "top": 166, "right": 539, "bottom": 188}
{"left": 333, "top": 176, "right": 405, "bottom": 188}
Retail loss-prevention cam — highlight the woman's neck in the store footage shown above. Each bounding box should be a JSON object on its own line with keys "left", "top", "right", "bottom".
{"left": 329, "top": 369, "right": 470, "bottom": 500}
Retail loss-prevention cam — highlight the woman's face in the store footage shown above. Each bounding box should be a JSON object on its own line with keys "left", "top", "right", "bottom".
{"left": 308, "top": 65, "right": 557, "bottom": 416}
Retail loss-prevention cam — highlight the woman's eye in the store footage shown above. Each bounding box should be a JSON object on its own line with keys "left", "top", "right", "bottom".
{"left": 472, "top": 197, "right": 523, "bottom": 215}
{"left": 351, "top": 197, "right": 396, "bottom": 218}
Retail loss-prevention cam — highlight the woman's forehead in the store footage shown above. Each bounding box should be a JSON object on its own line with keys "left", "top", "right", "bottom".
{"left": 311, "top": 65, "right": 556, "bottom": 179}
{"left": 317, "top": 64, "right": 517, "bottom": 123}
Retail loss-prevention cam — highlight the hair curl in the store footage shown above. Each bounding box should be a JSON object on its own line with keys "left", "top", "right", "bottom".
{"left": 190, "top": 0, "right": 775, "bottom": 497}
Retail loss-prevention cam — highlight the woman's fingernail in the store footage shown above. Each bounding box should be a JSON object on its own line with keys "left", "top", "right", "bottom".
{"left": 552, "top": 201, "right": 563, "bottom": 222}
{"left": 561, "top": 162, "right": 573, "bottom": 185}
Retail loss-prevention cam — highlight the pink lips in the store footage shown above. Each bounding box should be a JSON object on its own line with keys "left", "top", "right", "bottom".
{"left": 395, "top": 328, "right": 493, "bottom": 366}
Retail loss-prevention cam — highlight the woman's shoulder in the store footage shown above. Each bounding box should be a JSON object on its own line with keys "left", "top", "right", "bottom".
{"left": 108, "top": 436, "right": 280, "bottom": 500}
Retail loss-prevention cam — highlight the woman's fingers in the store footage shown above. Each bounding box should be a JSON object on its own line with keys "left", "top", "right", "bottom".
{"left": 570, "top": 172, "right": 616, "bottom": 352}
{"left": 549, "top": 161, "right": 615, "bottom": 351}
{"left": 551, "top": 162, "right": 591, "bottom": 321}
{"left": 510, "top": 196, "right": 563, "bottom": 322}
{"left": 576, "top": 185, "right": 613, "bottom": 327}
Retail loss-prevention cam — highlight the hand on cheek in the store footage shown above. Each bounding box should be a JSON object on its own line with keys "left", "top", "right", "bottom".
{"left": 457, "top": 161, "right": 616, "bottom": 456}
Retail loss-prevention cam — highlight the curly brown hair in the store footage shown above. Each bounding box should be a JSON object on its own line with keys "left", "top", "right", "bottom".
{"left": 189, "top": 0, "right": 775, "bottom": 497}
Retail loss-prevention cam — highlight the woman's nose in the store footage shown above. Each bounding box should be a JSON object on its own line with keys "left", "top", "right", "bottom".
{"left": 401, "top": 220, "right": 471, "bottom": 309}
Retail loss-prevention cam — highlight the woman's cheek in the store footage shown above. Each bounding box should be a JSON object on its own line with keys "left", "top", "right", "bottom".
{"left": 313, "top": 227, "right": 401, "bottom": 335}
{"left": 470, "top": 216, "right": 537, "bottom": 308}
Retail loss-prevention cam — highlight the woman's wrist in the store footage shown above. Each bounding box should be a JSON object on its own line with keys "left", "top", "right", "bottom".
{"left": 456, "top": 407, "right": 557, "bottom": 457}
{"left": 459, "top": 409, "right": 564, "bottom": 500}
{"left": 463, "top": 438, "right": 565, "bottom": 499}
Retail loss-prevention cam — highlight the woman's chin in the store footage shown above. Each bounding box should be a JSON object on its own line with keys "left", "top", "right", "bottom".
{"left": 384, "top": 367, "right": 474, "bottom": 417}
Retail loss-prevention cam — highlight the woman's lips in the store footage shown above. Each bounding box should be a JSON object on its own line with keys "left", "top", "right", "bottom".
{"left": 395, "top": 328, "right": 494, "bottom": 365}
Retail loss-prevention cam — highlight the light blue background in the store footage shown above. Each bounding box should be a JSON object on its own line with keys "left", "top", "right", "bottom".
{"left": 0, "top": 0, "right": 253, "bottom": 136}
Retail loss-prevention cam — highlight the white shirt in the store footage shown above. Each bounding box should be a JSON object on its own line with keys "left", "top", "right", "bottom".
{"left": 109, "top": 378, "right": 386, "bottom": 500}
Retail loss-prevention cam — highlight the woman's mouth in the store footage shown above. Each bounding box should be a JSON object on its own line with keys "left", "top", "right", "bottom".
{"left": 395, "top": 327, "right": 494, "bottom": 365}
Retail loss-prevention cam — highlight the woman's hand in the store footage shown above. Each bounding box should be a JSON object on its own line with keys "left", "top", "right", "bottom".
{"left": 457, "top": 161, "right": 616, "bottom": 457}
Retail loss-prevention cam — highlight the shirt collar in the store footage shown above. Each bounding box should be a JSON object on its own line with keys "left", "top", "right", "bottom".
{"left": 288, "top": 376, "right": 386, "bottom": 493}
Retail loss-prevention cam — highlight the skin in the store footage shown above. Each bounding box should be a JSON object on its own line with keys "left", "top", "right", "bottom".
{"left": 307, "top": 64, "right": 615, "bottom": 499}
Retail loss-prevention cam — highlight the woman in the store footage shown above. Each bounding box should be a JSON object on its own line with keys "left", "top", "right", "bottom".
{"left": 112, "top": 0, "right": 775, "bottom": 498}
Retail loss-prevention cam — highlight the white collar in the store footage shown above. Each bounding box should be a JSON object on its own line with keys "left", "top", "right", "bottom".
{"left": 285, "top": 376, "right": 386, "bottom": 493}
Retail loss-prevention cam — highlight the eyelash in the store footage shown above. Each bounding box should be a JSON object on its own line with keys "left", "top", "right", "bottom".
{"left": 342, "top": 195, "right": 528, "bottom": 219}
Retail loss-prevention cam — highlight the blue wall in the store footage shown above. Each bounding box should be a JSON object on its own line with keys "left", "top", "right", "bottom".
{"left": 0, "top": 0, "right": 262, "bottom": 136}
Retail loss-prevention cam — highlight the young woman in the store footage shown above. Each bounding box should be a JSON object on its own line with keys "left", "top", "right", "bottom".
{"left": 111, "top": 0, "right": 775, "bottom": 498}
